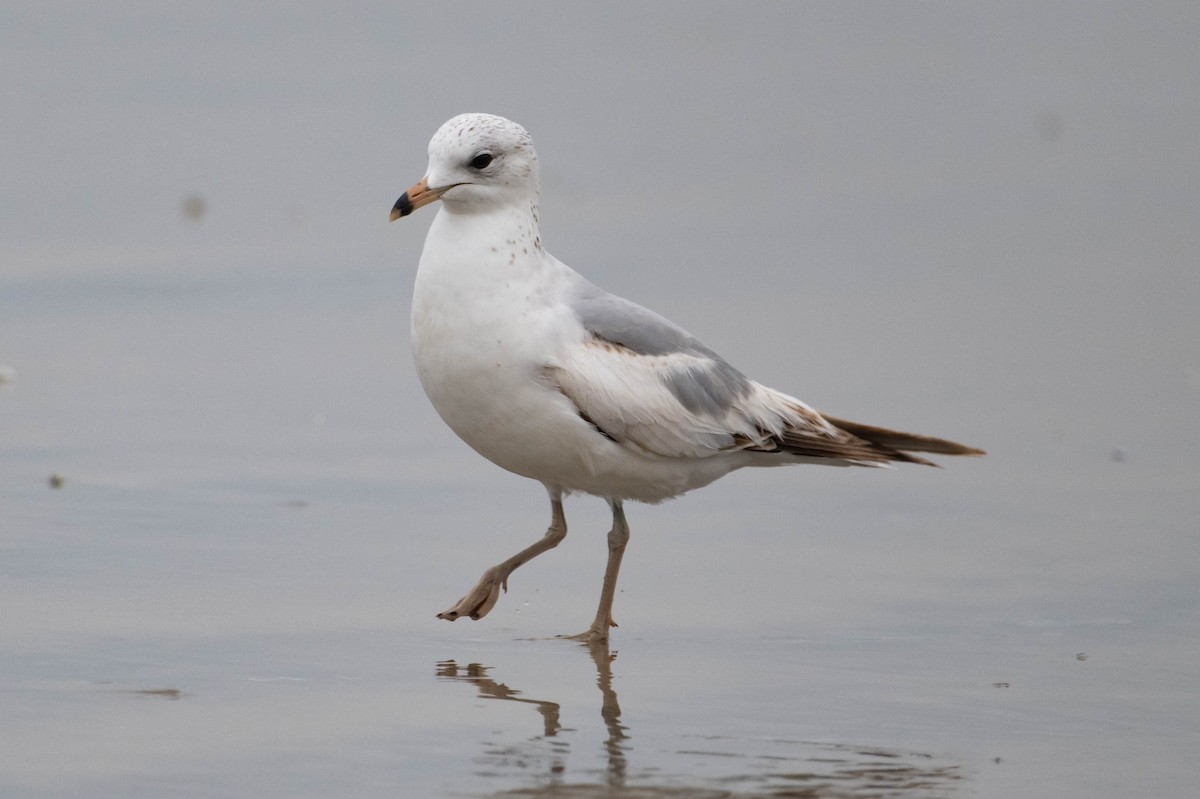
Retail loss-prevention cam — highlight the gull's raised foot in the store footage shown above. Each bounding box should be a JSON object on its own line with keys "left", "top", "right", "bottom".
{"left": 436, "top": 567, "right": 507, "bottom": 621}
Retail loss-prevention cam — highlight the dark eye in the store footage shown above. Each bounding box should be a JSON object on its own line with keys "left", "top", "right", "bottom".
{"left": 469, "top": 153, "right": 493, "bottom": 170}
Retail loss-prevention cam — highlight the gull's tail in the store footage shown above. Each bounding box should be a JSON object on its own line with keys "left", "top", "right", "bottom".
{"left": 819, "top": 414, "right": 986, "bottom": 467}
{"left": 733, "top": 389, "right": 985, "bottom": 467}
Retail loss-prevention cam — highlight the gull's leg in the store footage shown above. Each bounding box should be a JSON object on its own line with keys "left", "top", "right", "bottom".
{"left": 438, "top": 487, "right": 567, "bottom": 622}
{"left": 563, "top": 498, "right": 630, "bottom": 643}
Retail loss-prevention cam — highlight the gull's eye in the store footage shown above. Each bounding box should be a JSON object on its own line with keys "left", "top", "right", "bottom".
{"left": 469, "top": 153, "right": 494, "bottom": 170}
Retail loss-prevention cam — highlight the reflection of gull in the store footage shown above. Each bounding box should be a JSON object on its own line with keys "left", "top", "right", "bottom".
{"left": 436, "top": 639, "right": 626, "bottom": 790}
{"left": 435, "top": 643, "right": 964, "bottom": 797}
{"left": 393, "top": 114, "right": 984, "bottom": 640}
{"left": 435, "top": 660, "right": 564, "bottom": 738}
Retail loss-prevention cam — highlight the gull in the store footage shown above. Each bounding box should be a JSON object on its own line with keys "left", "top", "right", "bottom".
{"left": 390, "top": 113, "right": 983, "bottom": 642}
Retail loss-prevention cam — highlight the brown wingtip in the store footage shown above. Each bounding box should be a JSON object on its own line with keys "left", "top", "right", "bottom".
{"left": 820, "top": 414, "right": 985, "bottom": 460}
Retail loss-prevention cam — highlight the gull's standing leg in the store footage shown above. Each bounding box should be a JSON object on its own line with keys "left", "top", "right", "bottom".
{"left": 564, "top": 498, "right": 630, "bottom": 643}
{"left": 438, "top": 487, "right": 566, "bottom": 622}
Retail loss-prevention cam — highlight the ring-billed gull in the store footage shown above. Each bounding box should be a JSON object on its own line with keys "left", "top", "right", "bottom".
{"left": 391, "top": 113, "right": 983, "bottom": 642}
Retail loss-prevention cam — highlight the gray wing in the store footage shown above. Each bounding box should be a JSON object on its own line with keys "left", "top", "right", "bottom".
{"left": 543, "top": 281, "right": 824, "bottom": 459}
{"left": 569, "top": 281, "right": 751, "bottom": 418}
{"left": 554, "top": 281, "right": 971, "bottom": 466}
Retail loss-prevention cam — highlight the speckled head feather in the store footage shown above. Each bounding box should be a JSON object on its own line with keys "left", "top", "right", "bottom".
{"left": 420, "top": 113, "right": 540, "bottom": 214}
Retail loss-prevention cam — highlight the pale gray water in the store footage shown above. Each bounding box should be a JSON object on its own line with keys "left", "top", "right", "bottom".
{"left": 2, "top": 3, "right": 1199, "bottom": 797}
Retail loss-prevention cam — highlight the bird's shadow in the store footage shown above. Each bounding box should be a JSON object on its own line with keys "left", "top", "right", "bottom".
{"left": 435, "top": 640, "right": 966, "bottom": 798}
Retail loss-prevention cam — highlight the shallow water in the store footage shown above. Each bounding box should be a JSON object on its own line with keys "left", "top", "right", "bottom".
{"left": 3, "top": 264, "right": 1197, "bottom": 797}
{"left": 3, "top": 3, "right": 1200, "bottom": 797}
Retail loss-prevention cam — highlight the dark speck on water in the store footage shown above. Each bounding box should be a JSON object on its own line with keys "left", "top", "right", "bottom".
{"left": 130, "top": 688, "right": 184, "bottom": 700}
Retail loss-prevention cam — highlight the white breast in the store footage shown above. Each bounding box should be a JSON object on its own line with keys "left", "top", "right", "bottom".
{"left": 411, "top": 209, "right": 585, "bottom": 477}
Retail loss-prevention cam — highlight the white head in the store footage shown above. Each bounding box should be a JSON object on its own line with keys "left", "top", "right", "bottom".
{"left": 391, "top": 114, "right": 539, "bottom": 220}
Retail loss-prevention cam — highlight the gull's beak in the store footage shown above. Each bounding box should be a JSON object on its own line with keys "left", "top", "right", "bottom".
{"left": 390, "top": 177, "right": 442, "bottom": 221}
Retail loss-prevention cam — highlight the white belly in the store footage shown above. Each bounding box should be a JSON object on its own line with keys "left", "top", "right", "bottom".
{"left": 410, "top": 237, "right": 590, "bottom": 482}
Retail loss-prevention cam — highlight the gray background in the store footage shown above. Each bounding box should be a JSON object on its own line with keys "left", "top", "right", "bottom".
{"left": 2, "top": 3, "right": 1197, "bottom": 797}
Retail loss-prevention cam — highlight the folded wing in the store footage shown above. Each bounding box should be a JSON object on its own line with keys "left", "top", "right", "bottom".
{"left": 551, "top": 281, "right": 984, "bottom": 465}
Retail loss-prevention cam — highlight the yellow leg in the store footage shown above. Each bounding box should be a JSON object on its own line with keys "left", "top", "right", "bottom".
{"left": 437, "top": 493, "right": 567, "bottom": 622}
{"left": 563, "top": 499, "right": 629, "bottom": 642}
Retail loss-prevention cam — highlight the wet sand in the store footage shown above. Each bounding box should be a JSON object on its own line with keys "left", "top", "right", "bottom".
{"left": 2, "top": 267, "right": 1196, "bottom": 797}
